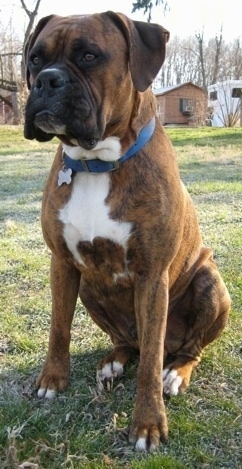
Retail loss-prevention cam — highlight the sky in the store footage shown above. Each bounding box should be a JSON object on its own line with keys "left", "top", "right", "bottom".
{"left": 1, "top": 0, "right": 242, "bottom": 42}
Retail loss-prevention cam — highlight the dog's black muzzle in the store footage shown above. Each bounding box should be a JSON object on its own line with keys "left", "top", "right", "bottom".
{"left": 24, "top": 67, "right": 100, "bottom": 148}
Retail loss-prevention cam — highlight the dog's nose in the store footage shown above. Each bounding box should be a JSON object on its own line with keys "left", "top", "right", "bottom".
{"left": 34, "top": 68, "right": 68, "bottom": 95}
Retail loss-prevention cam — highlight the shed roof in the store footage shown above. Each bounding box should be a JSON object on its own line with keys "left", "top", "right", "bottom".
{"left": 154, "top": 82, "right": 205, "bottom": 96}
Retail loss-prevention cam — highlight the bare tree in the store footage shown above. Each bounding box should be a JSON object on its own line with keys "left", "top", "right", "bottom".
{"left": 0, "top": 21, "right": 21, "bottom": 123}
{"left": 20, "top": 0, "right": 42, "bottom": 80}
{"left": 230, "top": 38, "right": 242, "bottom": 79}
{"left": 0, "top": 0, "right": 42, "bottom": 123}
{"left": 212, "top": 27, "right": 223, "bottom": 84}
{"left": 195, "top": 31, "right": 206, "bottom": 89}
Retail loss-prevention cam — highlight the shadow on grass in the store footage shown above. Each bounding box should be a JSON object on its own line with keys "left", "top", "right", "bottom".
{"left": 0, "top": 348, "right": 141, "bottom": 466}
{"left": 1, "top": 347, "right": 123, "bottom": 398}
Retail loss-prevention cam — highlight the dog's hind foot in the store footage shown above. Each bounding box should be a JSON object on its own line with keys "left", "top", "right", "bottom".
{"left": 162, "top": 356, "right": 200, "bottom": 396}
{"left": 96, "top": 360, "right": 124, "bottom": 391}
{"left": 96, "top": 346, "right": 134, "bottom": 391}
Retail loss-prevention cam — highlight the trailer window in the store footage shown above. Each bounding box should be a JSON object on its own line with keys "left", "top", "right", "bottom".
{"left": 232, "top": 88, "right": 242, "bottom": 98}
{"left": 209, "top": 91, "right": 217, "bottom": 100}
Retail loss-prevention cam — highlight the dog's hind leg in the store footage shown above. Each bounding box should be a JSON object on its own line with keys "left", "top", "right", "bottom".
{"left": 81, "top": 287, "right": 138, "bottom": 391}
{"left": 163, "top": 256, "right": 231, "bottom": 396}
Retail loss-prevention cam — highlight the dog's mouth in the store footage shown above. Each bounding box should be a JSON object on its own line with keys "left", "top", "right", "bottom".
{"left": 27, "top": 110, "right": 99, "bottom": 149}
{"left": 59, "top": 134, "right": 99, "bottom": 150}
{"left": 34, "top": 111, "right": 66, "bottom": 135}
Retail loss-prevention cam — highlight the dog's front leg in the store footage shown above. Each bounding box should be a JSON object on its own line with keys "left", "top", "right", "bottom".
{"left": 129, "top": 270, "right": 169, "bottom": 451}
{"left": 37, "top": 254, "right": 80, "bottom": 398}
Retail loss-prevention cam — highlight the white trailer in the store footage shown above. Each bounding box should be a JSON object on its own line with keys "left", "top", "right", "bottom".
{"left": 207, "top": 80, "right": 242, "bottom": 127}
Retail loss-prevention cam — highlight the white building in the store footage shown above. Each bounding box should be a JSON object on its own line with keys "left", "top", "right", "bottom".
{"left": 207, "top": 80, "right": 242, "bottom": 127}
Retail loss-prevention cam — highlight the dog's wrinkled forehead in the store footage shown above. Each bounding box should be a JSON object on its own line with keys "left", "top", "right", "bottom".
{"left": 29, "top": 15, "right": 116, "bottom": 56}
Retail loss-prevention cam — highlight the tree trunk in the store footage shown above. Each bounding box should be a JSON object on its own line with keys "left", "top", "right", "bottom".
{"left": 11, "top": 90, "right": 20, "bottom": 124}
{"left": 196, "top": 32, "right": 206, "bottom": 89}
{"left": 212, "top": 29, "right": 223, "bottom": 84}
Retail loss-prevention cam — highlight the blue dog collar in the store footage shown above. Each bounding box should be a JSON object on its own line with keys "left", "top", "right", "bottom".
{"left": 63, "top": 117, "right": 156, "bottom": 174}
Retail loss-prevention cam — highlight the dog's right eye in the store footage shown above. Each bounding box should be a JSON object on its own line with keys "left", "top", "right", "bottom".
{"left": 30, "top": 55, "right": 40, "bottom": 66}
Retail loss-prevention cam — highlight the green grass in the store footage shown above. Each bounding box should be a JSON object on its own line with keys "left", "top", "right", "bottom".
{"left": 0, "top": 126, "right": 242, "bottom": 468}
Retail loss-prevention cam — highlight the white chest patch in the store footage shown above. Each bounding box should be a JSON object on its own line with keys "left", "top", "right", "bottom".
{"left": 58, "top": 172, "right": 132, "bottom": 266}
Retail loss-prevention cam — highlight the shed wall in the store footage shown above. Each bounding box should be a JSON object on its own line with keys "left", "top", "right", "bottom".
{"left": 156, "top": 84, "right": 207, "bottom": 126}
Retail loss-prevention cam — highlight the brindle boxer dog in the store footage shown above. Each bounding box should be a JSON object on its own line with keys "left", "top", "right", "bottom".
{"left": 24, "top": 11, "right": 231, "bottom": 451}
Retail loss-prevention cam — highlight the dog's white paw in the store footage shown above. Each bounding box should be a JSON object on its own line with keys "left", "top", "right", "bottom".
{"left": 162, "top": 368, "right": 182, "bottom": 396}
{"left": 37, "top": 388, "right": 56, "bottom": 399}
{"left": 96, "top": 360, "right": 123, "bottom": 391}
{"left": 135, "top": 437, "right": 157, "bottom": 452}
{"left": 135, "top": 437, "right": 147, "bottom": 451}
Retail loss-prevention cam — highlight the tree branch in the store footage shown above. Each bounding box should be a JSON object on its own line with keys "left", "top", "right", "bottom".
{"left": 0, "top": 52, "right": 22, "bottom": 58}
{"left": 132, "top": 0, "right": 168, "bottom": 22}
{"left": 0, "top": 94, "right": 12, "bottom": 107}
{"left": 0, "top": 79, "right": 18, "bottom": 92}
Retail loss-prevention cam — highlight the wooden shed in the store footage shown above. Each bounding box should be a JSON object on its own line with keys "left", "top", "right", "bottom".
{"left": 154, "top": 82, "right": 207, "bottom": 126}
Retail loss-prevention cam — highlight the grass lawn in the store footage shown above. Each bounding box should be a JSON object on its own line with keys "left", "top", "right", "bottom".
{"left": 0, "top": 125, "right": 241, "bottom": 468}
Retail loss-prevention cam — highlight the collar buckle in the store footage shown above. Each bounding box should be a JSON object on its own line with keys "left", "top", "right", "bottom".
{"left": 82, "top": 158, "right": 119, "bottom": 173}
{"left": 110, "top": 160, "right": 120, "bottom": 171}
{"left": 81, "top": 159, "right": 90, "bottom": 173}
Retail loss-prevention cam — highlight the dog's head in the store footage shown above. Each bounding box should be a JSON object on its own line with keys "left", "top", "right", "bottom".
{"left": 24, "top": 11, "right": 169, "bottom": 148}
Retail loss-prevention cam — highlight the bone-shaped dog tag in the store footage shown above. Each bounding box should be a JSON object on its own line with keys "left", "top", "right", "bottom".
{"left": 58, "top": 168, "right": 72, "bottom": 186}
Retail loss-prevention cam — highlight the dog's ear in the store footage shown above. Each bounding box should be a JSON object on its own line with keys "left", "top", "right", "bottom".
{"left": 24, "top": 15, "right": 56, "bottom": 89}
{"left": 105, "top": 11, "right": 169, "bottom": 92}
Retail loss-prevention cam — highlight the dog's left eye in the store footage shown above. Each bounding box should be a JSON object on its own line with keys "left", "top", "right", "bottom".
{"left": 83, "top": 53, "right": 96, "bottom": 62}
